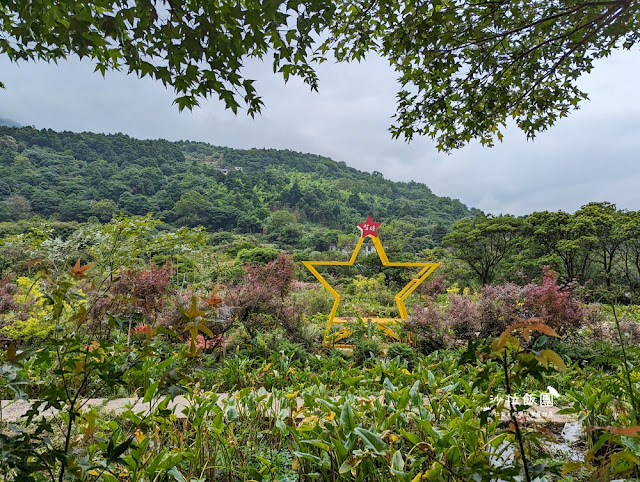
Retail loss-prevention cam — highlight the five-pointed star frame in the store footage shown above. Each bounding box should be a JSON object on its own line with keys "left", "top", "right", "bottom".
{"left": 302, "top": 217, "right": 439, "bottom": 346}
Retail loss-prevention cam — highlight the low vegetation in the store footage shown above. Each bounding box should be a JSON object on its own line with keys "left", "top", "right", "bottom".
{"left": 1, "top": 215, "right": 638, "bottom": 481}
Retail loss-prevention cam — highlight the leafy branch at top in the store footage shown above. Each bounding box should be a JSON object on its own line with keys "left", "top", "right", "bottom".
{"left": 2, "top": 0, "right": 639, "bottom": 149}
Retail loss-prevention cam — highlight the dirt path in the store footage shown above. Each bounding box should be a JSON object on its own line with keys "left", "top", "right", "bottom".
{"left": 1, "top": 396, "right": 196, "bottom": 423}
{"left": 2, "top": 396, "right": 576, "bottom": 424}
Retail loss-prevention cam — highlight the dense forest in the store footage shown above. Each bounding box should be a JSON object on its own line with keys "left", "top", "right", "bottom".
{"left": 423, "top": 206, "right": 638, "bottom": 306}
{"left": 0, "top": 126, "right": 478, "bottom": 253}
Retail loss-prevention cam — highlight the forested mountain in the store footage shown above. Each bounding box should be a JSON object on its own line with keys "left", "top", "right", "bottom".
{"left": 0, "top": 126, "right": 479, "bottom": 250}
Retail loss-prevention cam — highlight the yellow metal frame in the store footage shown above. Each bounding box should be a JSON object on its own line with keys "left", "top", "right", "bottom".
{"left": 302, "top": 232, "right": 439, "bottom": 348}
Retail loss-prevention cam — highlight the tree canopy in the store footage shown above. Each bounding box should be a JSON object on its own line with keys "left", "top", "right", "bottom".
{"left": 0, "top": 0, "right": 332, "bottom": 112}
{"left": 329, "top": 0, "right": 639, "bottom": 149}
{"left": 2, "top": 0, "right": 638, "bottom": 149}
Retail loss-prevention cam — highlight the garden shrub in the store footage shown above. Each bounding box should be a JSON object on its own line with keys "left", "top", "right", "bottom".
{"left": 525, "top": 266, "right": 585, "bottom": 335}
{"left": 1, "top": 277, "right": 63, "bottom": 342}
{"left": 170, "top": 289, "right": 231, "bottom": 347}
{"left": 416, "top": 273, "right": 447, "bottom": 298}
{"left": 386, "top": 342, "right": 415, "bottom": 368}
{"left": 0, "top": 274, "right": 16, "bottom": 313}
{"left": 234, "top": 327, "right": 298, "bottom": 360}
{"left": 582, "top": 303, "right": 609, "bottom": 341}
{"left": 90, "top": 262, "right": 174, "bottom": 332}
{"left": 274, "top": 338, "right": 310, "bottom": 364}
{"left": 236, "top": 246, "right": 280, "bottom": 265}
{"left": 353, "top": 338, "right": 382, "bottom": 366}
{"left": 290, "top": 281, "right": 334, "bottom": 316}
{"left": 226, "top": 240, "right": 257, "bottom": 258}
{"left": 406, "top": 302, "right": 449, "bottom": 354}
{"left": 344, "top": 274, "right": 397, "bottom": 317}
{"left": 584, "top": 303, "right": 640, "bottom": 346}
{"left": 407, "top": 268, "right": 589, "bottom": 346}
{"left": 160, "top": 288, "right": 196, "bottom": 330}
{"left": 226, "top": 254, "right": 298, "bottom": 338}
{"left": 291, "top": 314, "right": 325, "bottom": 348}
{"left": 619, "top": 320, "right": 640, "bottom": 345}
{"left": 544, "top": 336, "right": 640, "bottom": 370}
{"left": 477, "top": 282, "right": 529, "bottom": 338}
{"left": 445, "top": 293, "right": 479, "bottom": 338}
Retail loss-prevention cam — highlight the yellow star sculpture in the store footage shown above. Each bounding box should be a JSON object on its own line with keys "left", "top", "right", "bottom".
{"left": 302, "top": 217, "right": 439, "bottom": 348}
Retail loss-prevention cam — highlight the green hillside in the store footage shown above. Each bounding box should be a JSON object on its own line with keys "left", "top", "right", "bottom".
{"left": 0, "top": 126, "right": 479, "bottom": 250}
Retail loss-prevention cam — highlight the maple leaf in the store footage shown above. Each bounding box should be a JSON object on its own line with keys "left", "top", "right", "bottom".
{"left": 85, "top": 340, "right": 100, "bottom": 352}
{"left": 68, "top": 259, "right": 92, "bottom": 279}
{"left": 202, "top": 286, "right": 223, "bottom": 307}
{"left": 494, "top": 318, "right": 559, "bottom": 351}
{"left": 4, "top": 343, "right": 27, "bottom": 366}
{"left": 26, "top": 259, "right": 43, "bottom": 269}
{"left": 180, "top": 296, "right": 206, "bottom": 321}
{"left": 144, "top": 325, "right": 157, "bottom": 341}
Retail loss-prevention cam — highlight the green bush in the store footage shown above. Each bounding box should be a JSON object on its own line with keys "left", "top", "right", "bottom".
{"left": 274, "top": 338, "right": 310, "bottom": 365}
{"left": 291, "top": 285, "right": 334, "bottom": 316}
{"left": 544, "top": 337, "right": 640, "bottom": 370}
{"left": 386, "top": 342, "right": 416, "bottom": 368}
{"left": 236, "top": 246, "right": 280, "bottom": 264}
{"left": 352, "top": 338, "right": 381, "bottom": 366}
{"left": 226, "top": 240, "right": 257, "bottom": 257}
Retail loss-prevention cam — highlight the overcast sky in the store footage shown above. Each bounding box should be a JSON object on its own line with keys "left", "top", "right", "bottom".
{"left": 1, "top": 47, "right": 639, "bottom": 216}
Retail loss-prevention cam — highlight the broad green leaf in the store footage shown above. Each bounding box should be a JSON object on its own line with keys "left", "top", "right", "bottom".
{"left": 390, "top": 449, "right": 404, "bottom": 471}
{"left": 399, "top": 429, "right": 421, "bottom": 445}
{"left": 340, "top": 401, "right": 355, "bottom": 434}
{"left": 354, "top": 427, "right": 388, "bottom": 455}
{"left": 339, "top": 455, "right": 363, "bottom": 474}
{"left": 226, "top": 406, "right": 238, "bottom": 422}
{"left": 343, "top": 376, "right": 364, "bottom": 386}
{"left": 143, "top": 380, "right": 159, "bottom": 403}
{"left": 293, "top": 451, "right": 324, "bottom": 466}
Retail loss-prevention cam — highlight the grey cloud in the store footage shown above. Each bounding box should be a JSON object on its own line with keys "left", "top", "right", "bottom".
{"left": 1, "top": 47, "right": 639, "bottom": 217}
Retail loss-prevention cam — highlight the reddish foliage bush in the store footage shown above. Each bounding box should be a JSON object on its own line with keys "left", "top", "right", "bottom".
{"left": 454, "top": 267, "right": 585, "bottom": 339}
{"left": 477, "top": 283, "right": 530, "bottom": 338}
{"left": 416, "top": 274, "right": 447, "bottom": 298}
{"left": 407, "top": 266, "right": 588, "bottom": 344}
{"left": 226, "top": 254, "right": 298, "bottom": 337}
{"left": 406, "top": 302, "right": 449, "bottom": 353}
{"left": 446, "top": 294, "right": 479, "bottom": 338}
{"left": 91, "top": 263, "right": 174, "bottom": 328}
{"left": 0, "top": 275, "right": 17, "bottom": 314}
{"left": 113, "top": 263, "right": 173, "bottom": 319}
{"left": 524, "top": 266, "right": 585, "bottom": 335}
